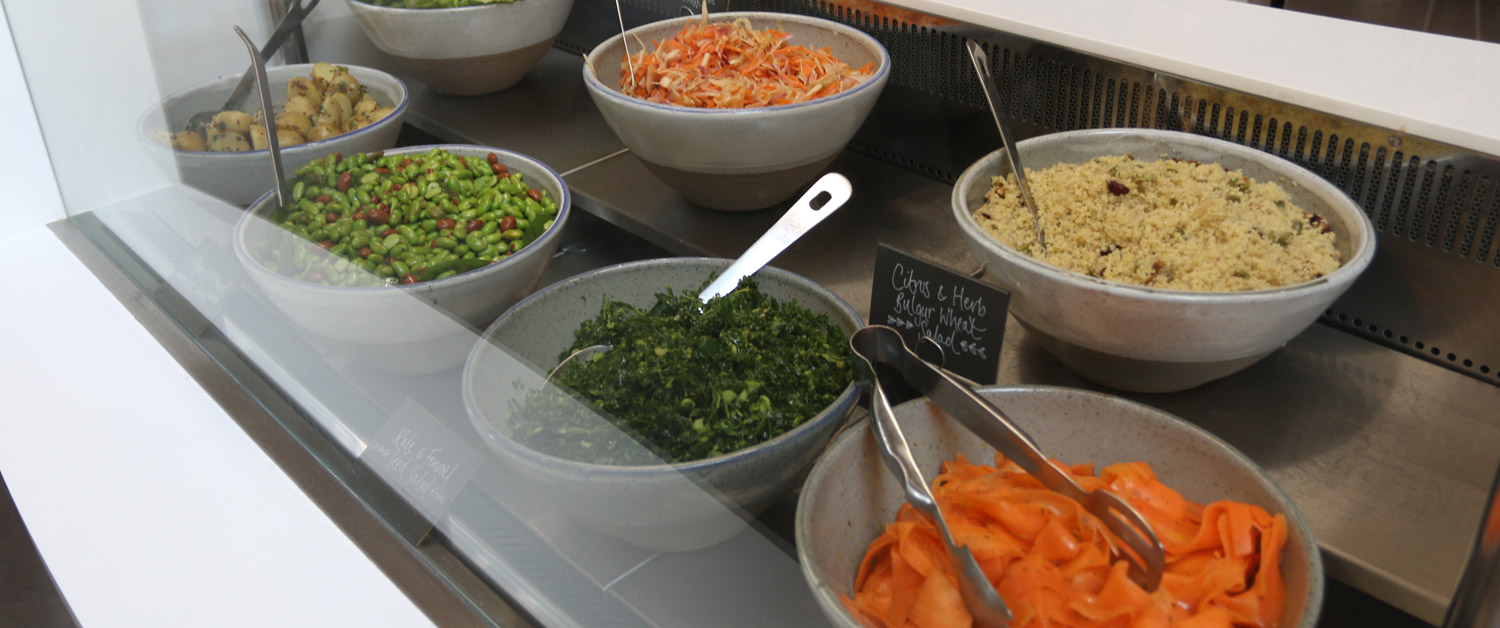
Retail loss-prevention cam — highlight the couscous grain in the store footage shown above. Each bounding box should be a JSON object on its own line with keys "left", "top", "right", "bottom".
{"left": 972, "top": 154, "right": 1341, "bottom": 291}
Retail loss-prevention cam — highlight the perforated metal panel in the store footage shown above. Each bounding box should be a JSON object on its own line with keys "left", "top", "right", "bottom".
{"left": 556, "top": 0, "right": 1500, "bottom": 386}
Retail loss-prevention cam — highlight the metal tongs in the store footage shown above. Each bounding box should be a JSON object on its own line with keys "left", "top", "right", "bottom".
{"left": 849, "top": 325, "right": 1166, "bottom": 627}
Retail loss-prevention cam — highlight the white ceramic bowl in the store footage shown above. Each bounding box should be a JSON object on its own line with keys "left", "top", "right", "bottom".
{"left": 138, "top": 63, "right": 408, "bottom": 206}
{"left": 234, "top": 144, "right": 570, "bottom": 374}
{"left": 346, "top": 0, "right": 574, "bottom": 95}
{"left": 582, "top": 12, "right": 890, "bottom": 211}
{"left": 797, "top": 385, "right": 1324, "bottom": 628}
{"left": 463, "top": 258, "right": 862, "bottom": 551}
{"left": 952, "top": 129, "right": 1377, "bottom": 392}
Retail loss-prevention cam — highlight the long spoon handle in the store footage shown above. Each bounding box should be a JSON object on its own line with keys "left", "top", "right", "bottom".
{"left": 965, "top": 40, "right": 1047, "bottom": 253}
{"left": 236, "top": 26, "right": 287, "bottom": 208}
{"left": 697, "top": 172, "right": 852, "bottom": 302}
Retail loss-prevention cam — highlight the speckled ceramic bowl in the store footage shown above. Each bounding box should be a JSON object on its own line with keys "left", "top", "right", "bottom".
{"left": 952, "top": 129, "right": 1377, "bottom": 392}
{"left": 346, "top": 0, "right": 574, "bottom": 95}
{"left": 138, "top": 63, "right": 407, "bottom": 206}
{"left": 582, "top": 12, "right": 889, "bottom": 211}
{"left": 797, "top": 385, "right": 1323, "bottom": 628}
{"left": 234, "top": 144, "right": 570, "bottom": 374}
{"left": 463, "top": 257, "right": 862, "bottom": 551}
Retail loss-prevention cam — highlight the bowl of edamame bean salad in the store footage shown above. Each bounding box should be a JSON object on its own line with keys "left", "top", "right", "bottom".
{"left": 234, "top": 144, "right": 570, "bottom": 373}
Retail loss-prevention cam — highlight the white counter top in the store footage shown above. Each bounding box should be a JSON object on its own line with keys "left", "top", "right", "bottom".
{"left": 883, "top": 0, "right": 1500, "bottom": 156}
{"left": 0, "top": 225, "right": 434, "bottom": 628}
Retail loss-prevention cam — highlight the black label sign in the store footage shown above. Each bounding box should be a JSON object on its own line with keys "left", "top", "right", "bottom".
{"left": 361, "top": 400, "right": 481, "bottom": 527}
{"left": 869, "top": 244, "right": 1010, "bottom": 384}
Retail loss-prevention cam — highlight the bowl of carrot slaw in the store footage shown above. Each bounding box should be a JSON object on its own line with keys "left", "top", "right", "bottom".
{"left": 796, "top": 385, "right": 1323, "bottom": 628}
{"left": 582, "top": 11, "right": 889, "bottom": 211}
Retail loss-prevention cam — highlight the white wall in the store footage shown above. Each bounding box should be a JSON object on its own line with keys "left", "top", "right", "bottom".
{"left": 0, "top": 4, "right": 64, "bottom": 228}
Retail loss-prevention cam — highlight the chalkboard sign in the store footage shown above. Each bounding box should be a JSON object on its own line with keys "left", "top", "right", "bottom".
{"left": 868, "top": 244, "right": 1011, "bottom": 384}
{"left": 361, "top": 400, "right": 481, "bottom": 530}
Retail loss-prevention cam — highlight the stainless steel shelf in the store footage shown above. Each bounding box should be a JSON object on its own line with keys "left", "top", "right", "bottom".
{"left": 403, "top": 48, "right": 1500, "bottom": 625}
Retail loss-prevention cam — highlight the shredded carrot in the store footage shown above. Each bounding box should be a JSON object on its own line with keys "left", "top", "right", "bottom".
{"left": 620, "top": 16, "right": 874, "bottom": 108}
{"left": 843, "top": 454, "right": 1290, "bottom": 628}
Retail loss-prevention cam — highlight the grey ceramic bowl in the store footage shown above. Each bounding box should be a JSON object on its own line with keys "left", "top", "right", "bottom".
{"left": 138, "top": 63, "right": 408, "bottom": 206}
{"left": 582, "top": 12, "right": 890, "bottom": 211}
{"left": 463, "top": 258, "right": 863, "bottom": 551}
{"left": 234, "top": 144, "right": 570, "bottom": 374}
{"left": 346, "top": 0, "right": 574, "bottom": 95}
{"left": 952, "top": 129, "right": 1377, "bottom": 392}
{"left": 797, "top": 385, "right": 1323, "bottom": 628}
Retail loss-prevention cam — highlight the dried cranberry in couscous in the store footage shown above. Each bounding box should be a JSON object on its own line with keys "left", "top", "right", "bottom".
{"left": 972, "top": 154, "right": 1341, "bottom": 292}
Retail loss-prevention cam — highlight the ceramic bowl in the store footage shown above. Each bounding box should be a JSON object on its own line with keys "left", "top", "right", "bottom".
{"left": 234, "top": 144, "right": 570, "bottom": 374}
{"left": 952, "top": 129, "right": 1377, "bottom": 392}
{"left": 797, "top": 385, "right": 1324, "bottom": 628}
{"left": 582, "top": 12, "right": 890, "bottom": 211}
{"left": 463, "top": 257, "right": 862, "bottom": 551}
{"left": 138, "top": 63, "right": 408, "bottom": 206}
{"left": 346, "top": 0, "right": 574, "bottom": 95}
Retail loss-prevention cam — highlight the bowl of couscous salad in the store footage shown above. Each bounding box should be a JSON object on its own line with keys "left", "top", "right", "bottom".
{"left": 952, "top": 128, "right": 1376, "bottom": 392}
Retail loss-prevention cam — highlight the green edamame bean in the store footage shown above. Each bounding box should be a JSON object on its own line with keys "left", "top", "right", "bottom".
{"left": 502, "top": 229, "right": 523, "bottom": 240}
{"left": 465, "top": 235, "right": 484, "bottom": 251}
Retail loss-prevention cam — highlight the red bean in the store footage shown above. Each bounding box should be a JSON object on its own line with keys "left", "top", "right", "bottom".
{"left": 315, "top": 194, "right": 332, "bottom": 203}
{"left": 527, "top": 188, "right": 543, "bottom": 201}
{"left": 435, "top": 218, "right": 456, "bottom": 231}
{"left": 400, "top": 274, "right": 418, "bottom": 285}
{"left": 466, "top": 219, "right": 484, "bottom": 232}
{"left": 499, "top": 215, "right": 516, "bottom": 231}
{"left": 486, "top": 152, "right": 499, "bottom": 165}
{"left": 316, "top": 240, "right": 334, "bottom": 250}
{"left": 374, "top": 167, "right": 390, "bottom": 174}
{"left": 381, "top": 229, "right": 399, "bottom": 237}
{"left": 491, "top": 162, "right": 508, "bottom": 176}
{"left": 353, "top": 211, "right": 367, "bottom": 222}
{"left": 367, "top": 208, "right": 390, "bottom": 225}
{"left": 1107, "top": 180, "right": 1130, "bottom": 196}
{"left": 305, "top": 272, "right": 325, "bottom": 283}
{"left": 337, "top": 172, "right": 352, "bottom": 193}
{"left": 325, "top": 212, "right": 339, "bottom": 224}
{"left": 358, "top": 247, "right": 372, "bottom": 258}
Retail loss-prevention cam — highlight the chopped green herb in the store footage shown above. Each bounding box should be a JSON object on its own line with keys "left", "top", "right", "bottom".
{"left": 510, "top": 279, "right": 851, "bottom": 465}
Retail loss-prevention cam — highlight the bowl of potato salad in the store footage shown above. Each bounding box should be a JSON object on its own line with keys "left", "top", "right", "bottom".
{"left": 139, "top": 62, "right": 409, "bottom": 205}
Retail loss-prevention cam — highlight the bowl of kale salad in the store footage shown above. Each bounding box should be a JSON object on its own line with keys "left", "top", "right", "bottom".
{"left": 463, "top": 257, "right": 862, "bottom": 551}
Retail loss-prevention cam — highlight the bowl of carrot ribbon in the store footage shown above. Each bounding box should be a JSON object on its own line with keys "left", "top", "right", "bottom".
{"left": 582, "top": 11, "right": 889, "bottom": 211}
{"left": 796, "top": 385, "right": 1323, "bottom": 628}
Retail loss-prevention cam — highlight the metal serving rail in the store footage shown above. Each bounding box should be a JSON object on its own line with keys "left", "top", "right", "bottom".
{"left": 385, "top": 42, "right": 1500, "bottom": 624}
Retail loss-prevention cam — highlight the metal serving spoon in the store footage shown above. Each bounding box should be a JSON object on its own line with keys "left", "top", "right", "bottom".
{"left": 235, "top": 26, "right": 289, "bottom": 208}
{"left": 850, "top": 324, "right": 1166, "bottom": 625}
{"left": 965, "top": 39, "right": 1047, "bottom": 254}
{"left": 545, "top": 173, "right": 854, "bottom": 382}
{"left": 186, "top": 0, "right": 321, "bottom": 135}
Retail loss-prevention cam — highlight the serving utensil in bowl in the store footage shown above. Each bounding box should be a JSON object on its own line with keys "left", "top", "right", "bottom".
{"left": 849, "top": 325, "right": 1166, "bottom": 626}
{"left": 581, "top": 11, "right": 889, "bottom": 211}
{"left": 796, "top": 383, "right": 1324, "bottom": 628}
{"left": 464, "top": 257, "right": 862, "bottom": 551}
{"left": 951, "top": 128, "right": 1377, "bottom": 392}
{"left": 138, "top": 63, "right": 408, "bottom": 206}
{"left": 233, "top": 144, "right": 571, "bottom": 374}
